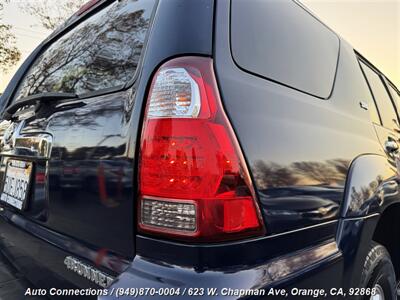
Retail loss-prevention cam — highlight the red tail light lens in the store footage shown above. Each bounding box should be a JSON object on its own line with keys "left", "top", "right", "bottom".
{"left": 138, "top": 57, "right": 265, "bottom": 242}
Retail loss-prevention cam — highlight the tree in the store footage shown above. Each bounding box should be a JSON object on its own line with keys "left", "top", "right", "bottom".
{"left": 20, "top": 0, "right": 87, "bottom": 31}
{"left": 0, "top": 0, "right": 21, "bottom": 72}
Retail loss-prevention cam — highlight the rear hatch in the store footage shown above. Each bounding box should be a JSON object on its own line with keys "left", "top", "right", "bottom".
{"left": 0, "top": 0, "right": 156, "bottom": 287}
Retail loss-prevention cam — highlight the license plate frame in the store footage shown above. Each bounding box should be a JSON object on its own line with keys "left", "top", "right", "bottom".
{"left": 0, "top": 159, "right": 33, "bottom": 210}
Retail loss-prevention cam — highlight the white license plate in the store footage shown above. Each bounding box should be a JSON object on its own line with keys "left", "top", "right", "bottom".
{"left": 0, "top": 159, "right": 33, "bottom": 210}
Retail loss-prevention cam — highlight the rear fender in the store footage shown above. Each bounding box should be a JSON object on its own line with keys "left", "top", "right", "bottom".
{"left": 341, "top": 154, "right": 399, "bottom": 218}
{"left": 338, "top": 154, "right": 399, "bottom": 288}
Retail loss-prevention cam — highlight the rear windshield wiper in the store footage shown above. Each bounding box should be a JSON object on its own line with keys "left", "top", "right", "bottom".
{"left": 3, "top": 92, "right": 78, "bottom": 119}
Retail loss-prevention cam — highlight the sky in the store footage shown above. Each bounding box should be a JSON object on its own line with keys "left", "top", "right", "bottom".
{"left": 0, "top": 0, "right": 399, "bottom": 93}
{"left": 0, "top": 0, "right": 52, "bottom": 93}
{"left": 302, "top": 0, "right": 400, "bottom": 87}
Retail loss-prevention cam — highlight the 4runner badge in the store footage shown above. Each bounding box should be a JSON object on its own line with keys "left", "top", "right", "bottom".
{"left": 64, "top": 256, "right": 114, "bottom": 288}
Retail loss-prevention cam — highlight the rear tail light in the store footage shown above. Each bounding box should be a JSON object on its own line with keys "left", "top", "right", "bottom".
{"left": 138, "top": 57, "right": 265, "bottom": 242}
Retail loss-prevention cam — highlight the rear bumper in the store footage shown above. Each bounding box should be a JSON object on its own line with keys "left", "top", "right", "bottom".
{"left": 0, "top": 237, "right": 342, "bottom": 300}
{"left": 99, "top": 243, "right": 343, "bottom": 300}
{"left": 99, "top": 255, "right": 342, "bottom": 300}
{"left": 0, "top": 209, "right": 345, "bottom": 299}
{"left": 2, "top": 208, "right": 378, "bottom": 300}
{"left": 99, "top": 216, "right": 380, "bottom": 300}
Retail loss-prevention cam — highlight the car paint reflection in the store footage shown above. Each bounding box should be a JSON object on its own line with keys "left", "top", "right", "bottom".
{"left": 253, "top": 160, "right": 347, "bottom": 232}
{"left": 15, "top": 91, "right": 137, "bottom": 258}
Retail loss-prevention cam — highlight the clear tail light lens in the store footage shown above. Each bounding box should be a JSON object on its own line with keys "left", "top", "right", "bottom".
{"left": 138, "top": 56, "right": 265, "bottom": 242}
{"left": 148, "top": 68, "right": 201, "bottom": 118}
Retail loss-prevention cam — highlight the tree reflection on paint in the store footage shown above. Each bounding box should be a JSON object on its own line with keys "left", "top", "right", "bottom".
{"left": 253, "top": 159, "right": 349, "bottom": 189}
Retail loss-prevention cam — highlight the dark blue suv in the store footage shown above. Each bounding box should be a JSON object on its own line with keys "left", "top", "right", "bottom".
{"left": 0, "top": 0, "right": 399, "bottom": 299}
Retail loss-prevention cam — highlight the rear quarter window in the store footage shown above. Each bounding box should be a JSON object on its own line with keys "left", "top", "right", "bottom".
{"left": 14, "top": 0, "right": 155, "bottom": 101}
{"left": 231, "top": 0, "right": 339, "bottom": 98}
{"left": 360, "top": 62, "right": 398, "bottom": 129}
{"left": 388, "top": 84, "right": 400, "bottom": 110}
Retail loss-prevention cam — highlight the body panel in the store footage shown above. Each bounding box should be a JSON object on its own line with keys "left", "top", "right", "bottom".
{"left": 214, "top": 0, "right": 383, "bottom": 234}
{"left": 0, "top": 0, "right": 399, "bottom": 297}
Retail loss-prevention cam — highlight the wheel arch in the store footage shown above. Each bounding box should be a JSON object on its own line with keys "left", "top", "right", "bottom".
{"left": 341, "top": 153, "right": 399, "bottom": 218}
{"left": 337, "top": 153, "right": 400, "bottom": 287}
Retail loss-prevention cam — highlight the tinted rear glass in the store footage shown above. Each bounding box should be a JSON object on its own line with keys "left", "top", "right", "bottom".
{"left": 388, "top": 84, "right": 400, "bottom": 110}
{"left": 231, "top": 0, "right": 339, "bottom": 98}
{"left": 360, "top": 62, "right": 398, "bottom": 129}
{"left": 14, "top": 0, "right": 155, "bottom": 101}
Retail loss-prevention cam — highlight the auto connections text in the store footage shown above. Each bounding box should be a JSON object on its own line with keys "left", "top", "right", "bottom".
{"left": 24, "top": 287, "right": 378, "bottom": 298}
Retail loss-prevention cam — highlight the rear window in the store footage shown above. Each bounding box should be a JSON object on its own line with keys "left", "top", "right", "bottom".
{"left": 14, "top": 0, "right": 155, "bottom": 101}
{"left": 231, "top": 0, "right": 339, "bottom": 98}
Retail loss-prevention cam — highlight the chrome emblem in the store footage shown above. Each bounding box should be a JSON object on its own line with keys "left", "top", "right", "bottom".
{"left": 64, "top": 256, "right": 114, "bottom": 288}
{"left": 1, "top": 121, "right": 25, "bottom": 151}
{"left": 2, "top": 122, "right": 17, "bottom": 146}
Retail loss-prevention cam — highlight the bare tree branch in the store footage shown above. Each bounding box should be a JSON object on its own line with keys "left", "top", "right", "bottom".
{"left": 0, "top": 0, "right": 21, "bottom": 72}
{"left": 20, "top": 0, "right": 86, "bottom": 30}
